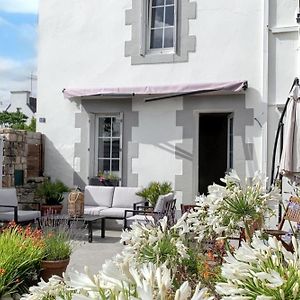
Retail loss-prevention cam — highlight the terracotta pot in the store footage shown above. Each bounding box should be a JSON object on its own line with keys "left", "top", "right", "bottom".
{"left": 41, "top": 204, "right": 63, "bottom": 216}
{"left": 40, "top": 258, "right": 70, "bottom": 281}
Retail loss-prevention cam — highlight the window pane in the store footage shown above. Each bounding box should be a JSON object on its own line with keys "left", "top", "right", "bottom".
{"left": 112, "top": 139, "right": 120, "bottom": 158}
{"left": 166, "top": 0, "right": 174, "bottom": 4}
{"left": 165, "top": 6, "right": 174, "bottom": 26}
{"left": 150, "top": 29, "right": 163, "bottom": 49}
{"left": 164, "top": 27, "right": 174, "bottom": 48}
{"left": 152, "top": 0, "right": 164, "bottom": 6}
{"left": 112, "top": 117, "right": 120, "bottom": 137}
{"left": 98, "top": 117, "right": 111, "bottom": 137}
{"left": 98, "top": 159, "right": 110, "bottom": 173}
{"left": 151, "top": 7, "right": 164, "bottom": 28}
{"left": 98, "top": 138, "right": 110, "bottom": 158}
{"left": 112, "top": 160, "right": 119, "bottom": 172}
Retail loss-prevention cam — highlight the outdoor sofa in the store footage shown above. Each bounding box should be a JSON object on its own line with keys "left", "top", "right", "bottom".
{"left": 0, "top": 188, "right": 41, "bottom": 224}
{"left": 83, "top": 186, "right": 144, "bottom": 221}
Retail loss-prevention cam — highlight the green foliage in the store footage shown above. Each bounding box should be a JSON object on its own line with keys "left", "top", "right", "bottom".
{"left": 0, "top": 111, "right": 36, "bottom": 132}
{"left": 136, "top": 181, "right": 173, "bottom": 206}
{"left": 42, "top": 226, "right": 72, "bottom": 261}
{"left": 0, "top": 224, "right": 44, "bottom": 297}
{"left": 0, "top": 111, "right": 28, "bottom": 129}
{"left": 36, "top": 179, "right": 70, "bottom": 205}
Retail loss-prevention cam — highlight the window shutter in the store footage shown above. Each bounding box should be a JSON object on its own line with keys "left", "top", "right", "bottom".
{"left": 139, "top": 0, "right": 148, "bottom": 56}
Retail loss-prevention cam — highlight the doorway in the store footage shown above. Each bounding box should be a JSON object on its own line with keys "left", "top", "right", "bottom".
{"left": 198, "top": 113, "right": 233, "bottom": 194}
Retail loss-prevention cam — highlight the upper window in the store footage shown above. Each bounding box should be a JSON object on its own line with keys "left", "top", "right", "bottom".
{"left": 125, "top": 0, "right": 196, "bottom": 65}
{"left": 149, "top": 0, "right": 176, "bottom": 51}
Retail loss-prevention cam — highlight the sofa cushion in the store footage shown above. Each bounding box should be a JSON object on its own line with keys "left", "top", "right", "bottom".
{"left": 0, "top": 210, "right": 41, "bottom": 222}
{"left": 84, "top": 186, "right": 114, "bottom": 207}
{"left": 154, "top": 192, "right": 174, "bottom": 213}
{"left": 84, "top": 205, "right": 108, "bottom": 216}
{"left": 0, "top": 188, "right": 18, "bottom": 212}
{"left": 100, "top": 207, "right": 133, "bottom": 219}
{"left": 112, "top": 187, "right": 142, "bottom": 209}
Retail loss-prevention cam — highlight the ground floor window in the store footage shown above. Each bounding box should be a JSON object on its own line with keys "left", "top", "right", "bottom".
{"left": 95, "top": 115, "right": 122, "bottom": 180}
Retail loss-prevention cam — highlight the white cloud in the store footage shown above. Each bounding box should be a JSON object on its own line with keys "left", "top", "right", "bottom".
{"left": 0, "top": 0, "right": 39, "bottom": 14}
{"left": 0, "top": 57, "right": 37, "bottom": 106}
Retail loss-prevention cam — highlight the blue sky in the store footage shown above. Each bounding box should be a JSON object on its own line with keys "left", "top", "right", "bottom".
{"left": 0, "top": 0, "right": 38, "bottom": 106}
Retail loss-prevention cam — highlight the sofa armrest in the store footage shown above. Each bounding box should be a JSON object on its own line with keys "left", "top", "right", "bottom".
{"left": 0, "top": 205, "right": 18, "bottom": 222}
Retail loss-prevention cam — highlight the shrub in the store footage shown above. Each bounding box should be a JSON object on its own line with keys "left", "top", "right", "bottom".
{"left": 136, "top": 181, "right": 173, "bottom": 206}
{"left": 0, "top": 223, "right": 44, "bottom": 297}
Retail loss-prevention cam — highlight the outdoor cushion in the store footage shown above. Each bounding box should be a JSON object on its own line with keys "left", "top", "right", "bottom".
{"left": 84, "top": 205, "right": 108, "bottom": 215}
{"left": 100, "top": 207, "right": 133, "bottom": 218}
{"left": 125, "top": 214, "right": 154, "bottom": 228}
{"left": 154, "top": 192, "right": 174, "bottom": 213}
{"left": 0, "top": 188, "right": 18, "bottom": 212}
{"left": 84, "top": 186, "right": 114, "bottom": 207}
{"left": 0, "top": 210, "right": 41, "bottom": 222}
{"left": 112, "top": 187, "right": 142, "bottom": 208}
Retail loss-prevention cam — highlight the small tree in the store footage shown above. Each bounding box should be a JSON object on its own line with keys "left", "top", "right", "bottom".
{"left": 0, "top": 112, "right": 36, "bottom": 132}
{"left": 0, "top": 111, "right": 28, "bottom": 129}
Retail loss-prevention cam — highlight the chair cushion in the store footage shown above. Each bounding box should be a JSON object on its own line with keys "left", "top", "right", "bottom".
{"left": 126, "top": 215, "right": 154, "bottom": 228}
{"left": 100, "top": 207, "right": 132, "bottom": 219}
{"left": 154, "top": 192, "right": 174, "bottom": 213}
{"left": 84, "top": 186, "right": 114, "bottom": 207}
{"left": 0, "top": 188, "right": 18, "bottom": 212}
{"left": 0, "top": 210, "right": 41, "bottom": 222}
{"left": 112, "top": 187, "right": 143, "bottom": 209}
{"left": 84, "top": 205, "right": 108, "bottom": 215}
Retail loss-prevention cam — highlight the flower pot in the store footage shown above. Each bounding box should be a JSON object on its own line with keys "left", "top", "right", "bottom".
{"left": 40, "top": 258, "right": 70, "bottom": 281}
{"left": 41, "top": 204, "right": 63, "bottom": 216}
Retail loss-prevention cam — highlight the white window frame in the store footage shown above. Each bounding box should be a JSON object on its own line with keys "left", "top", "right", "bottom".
{"left": 147, "top": 0, "right": 177, "bottom": 54}
{"left": 94, "top": 114, "right": 123, "bottom": 180}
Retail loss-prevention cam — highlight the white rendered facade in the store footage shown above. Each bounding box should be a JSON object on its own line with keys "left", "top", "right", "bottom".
{"left": 37, "top": 0, "right": 300, "bottom": 204}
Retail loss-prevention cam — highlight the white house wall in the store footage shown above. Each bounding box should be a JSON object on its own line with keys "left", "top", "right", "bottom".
{"left": 37, "top": 0, "right": 296, "bottom": 197}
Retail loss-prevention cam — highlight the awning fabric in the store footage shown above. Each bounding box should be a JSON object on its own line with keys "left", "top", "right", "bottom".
{"left": 63, "top": 80, "right": 247, "bottom": 99}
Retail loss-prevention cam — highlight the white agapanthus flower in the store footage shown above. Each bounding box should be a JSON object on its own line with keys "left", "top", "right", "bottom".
{"left": 216, "top": 235, "right": 300, "bottom": 299}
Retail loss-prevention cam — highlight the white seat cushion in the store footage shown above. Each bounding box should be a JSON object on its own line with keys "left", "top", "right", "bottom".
{"left": 0, "top": 210, "right": 41, "bottom": 222}
{"left": 84, "top": 186, "right": 114, "bottom": 207}
{"left": 100, "top": 207, "right": 132, "bottom": 218}
{"left": 126, "top": 214, "right": 154, "bottom": 227}
{"left": 112, "top": 187, "right": 143, "bottom": 208}
{"left": 84, "top": 205, "right": 108, "bottom": 215}
{"left": 0, "top": 188, "right": 18, "bottom": 212}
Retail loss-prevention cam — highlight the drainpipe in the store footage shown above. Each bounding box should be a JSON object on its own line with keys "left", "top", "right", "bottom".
{"left": 262, "top": 0, "right": 269, "bottom": 177}
{"left": 297, "top": 0, "right": 300, "bottom": 78}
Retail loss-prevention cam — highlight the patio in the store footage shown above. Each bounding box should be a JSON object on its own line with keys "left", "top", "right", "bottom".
{"left": 67, "top": 229, "right": 123, "bottom": 274}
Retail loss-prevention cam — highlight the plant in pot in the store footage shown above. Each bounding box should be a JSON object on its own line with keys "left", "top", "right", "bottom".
{"left": 36, "top": 179, "right": 70, "bottom": 216}
{"left": 136, "top": 181, "right": 173, "bottom": 207}
{"left": 40, "top": 225, "right": 72, "bottom": 282}
{"left": 89, "top": 171, "right": 120, "bottom": 186}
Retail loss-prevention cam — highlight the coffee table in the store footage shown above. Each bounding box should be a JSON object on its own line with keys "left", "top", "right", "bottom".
{"left": 56, "top": 214, "right": 105, "bottom": 243}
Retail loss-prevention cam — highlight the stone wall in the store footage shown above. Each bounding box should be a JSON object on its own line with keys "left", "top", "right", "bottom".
{"left": 0, "top": 128, "right": 44, "bottom": 203}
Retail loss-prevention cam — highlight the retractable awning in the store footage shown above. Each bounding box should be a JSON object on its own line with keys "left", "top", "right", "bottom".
{"left": 63, "top": 80, "right": 248, "bottom": 100}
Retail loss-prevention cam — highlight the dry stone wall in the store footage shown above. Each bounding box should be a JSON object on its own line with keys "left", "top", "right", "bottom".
{"left": 0, "top": 128, "right": 44, "bottom": 203}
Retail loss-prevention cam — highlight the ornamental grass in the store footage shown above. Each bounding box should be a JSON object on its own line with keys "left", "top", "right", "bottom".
{"left": 0, "top": 223, "right": 45, "bottom": 297}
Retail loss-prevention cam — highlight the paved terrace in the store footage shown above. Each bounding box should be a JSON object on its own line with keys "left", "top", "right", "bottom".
{"left": 67, "top": 223, "right": 123, "bottom": 274}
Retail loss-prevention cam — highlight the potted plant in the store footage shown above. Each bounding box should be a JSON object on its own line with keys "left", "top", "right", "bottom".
{"left": 40, "top": 225, "right": 72, "bottom": 281}
{"left": 136, "top": 181, "right": 173, "bottom": 206}
{"left": 36, "top": 179, "right": 70, "bottom": 216}
{"left": 89, "top": 171, "right": 120, "bottom": 186}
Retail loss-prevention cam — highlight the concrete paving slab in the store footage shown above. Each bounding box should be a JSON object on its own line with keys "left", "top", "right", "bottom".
{"left": 67, "top": 230, "right": 123, "bottom": 274}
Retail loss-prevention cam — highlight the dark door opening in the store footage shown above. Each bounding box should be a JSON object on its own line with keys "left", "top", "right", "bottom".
{"left": 198, "top": 113, "right": 232, "bottom": 194}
